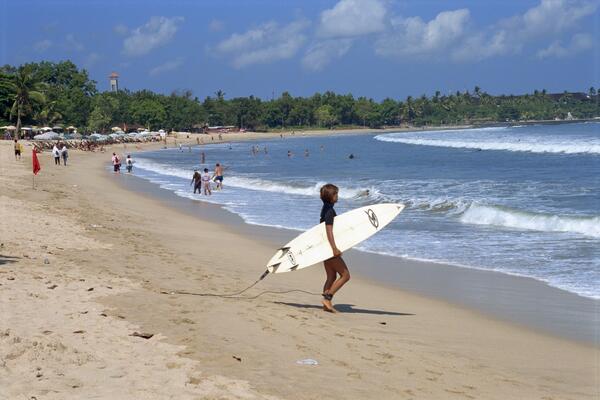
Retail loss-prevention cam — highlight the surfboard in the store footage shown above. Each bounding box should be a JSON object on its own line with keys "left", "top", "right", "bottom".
{"left": 266, "top": 203, "right": 405, "bottom": 274}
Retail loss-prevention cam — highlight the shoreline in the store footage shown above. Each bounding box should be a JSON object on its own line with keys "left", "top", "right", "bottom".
{"left": 118, "top": 165, "right": 599, "bottom": 345}
{"left": 1, "top": 139, "right": 598, "bottom": 399}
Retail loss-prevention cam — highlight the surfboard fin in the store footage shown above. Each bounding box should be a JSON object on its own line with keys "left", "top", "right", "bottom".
{"left": 268, "top": 263, "right": 281, "bottom": 273}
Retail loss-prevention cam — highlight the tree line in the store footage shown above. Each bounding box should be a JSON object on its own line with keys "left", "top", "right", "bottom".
{"left": 1, "top": 60, "right": 598, "bottom": 134}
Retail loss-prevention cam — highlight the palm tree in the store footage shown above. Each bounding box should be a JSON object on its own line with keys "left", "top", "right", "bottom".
{"left": 35, "top": 99, "right": 62, "bottom": 126}
{"left": 214, "top": 89, "right": 226, "bottom": 101}
{"left": 0, "top": 65, "right": 46, "bottom": 138}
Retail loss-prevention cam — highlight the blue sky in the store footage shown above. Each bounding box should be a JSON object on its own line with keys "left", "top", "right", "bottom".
{"left": 1, "top": 0, "right": 598, "bottom": 100}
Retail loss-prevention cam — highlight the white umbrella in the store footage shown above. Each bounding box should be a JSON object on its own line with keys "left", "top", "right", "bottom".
{"left": 111, "top": 126, "right": 122, "bottom": 131}
{"left": 41, "top": 126, "right": 52, "bottom": 131}
{"left": 4, "top": 125, "right": 17, "bottom": 130}
{"left": 33, "top": 131, "right": 60, "bottom": 140}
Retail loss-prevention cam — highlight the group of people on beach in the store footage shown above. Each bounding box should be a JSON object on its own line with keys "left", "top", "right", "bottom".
{"left": 51, "top": 143, "right": 69, "bottom": 166}
{"left": 191, "top": 163, "right": 223, "bottom": 195}
{"left": 111, "top": 153, "right": 133, "bottom": 174}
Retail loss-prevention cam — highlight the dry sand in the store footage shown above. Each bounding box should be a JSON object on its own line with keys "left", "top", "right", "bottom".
{"left": 0, "top": 137, "right": 598, "bottom": 400}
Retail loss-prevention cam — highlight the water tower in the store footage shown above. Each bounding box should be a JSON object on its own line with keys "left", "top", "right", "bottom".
{"left": 109, "top": 72, "right": 119, "bottom": 92}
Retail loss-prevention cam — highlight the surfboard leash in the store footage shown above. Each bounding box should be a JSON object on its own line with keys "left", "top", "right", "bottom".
{"left": 160, "top": 269, "right": 322, "bottom": 299}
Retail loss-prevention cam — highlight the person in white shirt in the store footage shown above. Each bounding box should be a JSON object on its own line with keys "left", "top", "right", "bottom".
{"left": 201, "top": 168, "right": 212, "bottom": 195}
{"left": 126, "top": 155, "right": 133, "bottom": 173}
{"left": 61, "top": 144, "right": 68, "bottom": 166}
{"left": 52, "top": 144, "right": 61, "bottom": 165}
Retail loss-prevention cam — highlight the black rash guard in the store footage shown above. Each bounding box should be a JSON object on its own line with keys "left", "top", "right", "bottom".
{"left": 320, "top": 202, "right": 336, "bottom": 225}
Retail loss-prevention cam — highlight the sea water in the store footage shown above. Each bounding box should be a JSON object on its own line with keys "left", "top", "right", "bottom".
{"left": 132, "top": 122, "right": 600, "bottom": 299}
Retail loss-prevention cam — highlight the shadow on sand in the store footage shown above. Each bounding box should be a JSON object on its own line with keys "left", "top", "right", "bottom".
{"left": 274, "top": 302, "right": 414, "bottom": 316}
{"left": 0, "top": 255, "right": 19, "bottom": 266}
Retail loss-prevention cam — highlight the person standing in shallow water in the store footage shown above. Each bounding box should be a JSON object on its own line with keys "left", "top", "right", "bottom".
{"left": 320, "top": 184, "right": 350, "bottom": 312}
{"left": 190, "top": 170, "right": 202, "bottom": 193}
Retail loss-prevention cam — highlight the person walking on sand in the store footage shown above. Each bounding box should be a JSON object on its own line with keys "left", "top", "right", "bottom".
{"left": 14, "top": 139, "right": 22, "bottom": 160}
{"left": 319, "top": 184, "right": 350, "bottom": 313}
{"left": 201, "top": 168, "right": 212, "bottom": 195}
{"left": 52, "top": 144, "right": 61, "bottom": 165}
{"left": 213, "top": 163, "right": 224, "bottom": 190}
{"left": 61, "top": 144, "right": 68, "bottom": 166}
{"left": 126, "top": 154, "right": 133, "bottom": 173}
{"left": 112, "top": 152, "right": 121, "bottom": 173}
{"left": 191, "top": 170, "right": 202, "bottom": 193}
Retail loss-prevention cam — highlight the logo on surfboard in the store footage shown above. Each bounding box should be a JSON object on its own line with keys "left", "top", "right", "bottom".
{"left": 286, "top": 251, "right": 298, "bottom": 266}
{"left": 365, "top": 209, "right": 379, "bottom": 228}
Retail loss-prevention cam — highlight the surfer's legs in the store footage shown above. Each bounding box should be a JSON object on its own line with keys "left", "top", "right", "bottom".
{"left": 327, "top": 257, "right": 350, "bottom": 296}
{"left": 322, "top": 257, "right": 350, "bottom": 312}
{"left": 323, "top": 263, "right": 337, "bottom": 294}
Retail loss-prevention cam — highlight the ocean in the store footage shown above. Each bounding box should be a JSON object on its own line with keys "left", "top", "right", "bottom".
{"left": 131, "top": 122, "right": 600, "bottom": 300}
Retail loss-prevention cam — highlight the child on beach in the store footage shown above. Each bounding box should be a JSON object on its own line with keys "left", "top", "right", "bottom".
{"left": 320, "top": 184, "right": 350, "bottom": 312}
{"left": 201, "top": 168, "right": 212, "bottom": 195}
{"left": 126, "top": 155, "right": 133, "bottom": 173}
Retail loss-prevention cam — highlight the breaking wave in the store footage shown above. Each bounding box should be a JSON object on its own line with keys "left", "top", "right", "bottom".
{"left": 134, "top": 158, "right": 381, "bottom": 200}
{"left": 374, "top": 127, "right": 600, "bottom": 154}
{"left": 460, "top": 203, "right": 600, "bottom": 238}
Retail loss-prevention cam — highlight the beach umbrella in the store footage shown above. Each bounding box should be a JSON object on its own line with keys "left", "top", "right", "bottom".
{"left": 67, "top": 125, "right": 77, "bottom": 130}
{"left": 111, "top": 126, "right": 121, "bottom": 131}
{"left": 41, "top": 126, "right": 52, "bottom": 131}
{"left": 33, "top": 131, "right": 60, "bottom": 140}
{"left": 21, "top": 127, "right": 32, "bottom": 131}
{"left": 4, "top": 125, "right": 17, "bottom": 130}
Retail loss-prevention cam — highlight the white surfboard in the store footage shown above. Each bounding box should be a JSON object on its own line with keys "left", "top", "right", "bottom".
{"left": 266, "top": 203, "right": 405, "bottom": 274}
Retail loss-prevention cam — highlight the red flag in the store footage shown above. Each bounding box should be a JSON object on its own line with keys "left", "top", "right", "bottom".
{"left": 32, "top": 149, "right": 41, "bottom": 175}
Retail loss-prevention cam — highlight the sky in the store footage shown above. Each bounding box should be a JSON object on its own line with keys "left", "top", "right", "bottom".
{"left": 1, "top": 0, "right": 598, "bottom": 100}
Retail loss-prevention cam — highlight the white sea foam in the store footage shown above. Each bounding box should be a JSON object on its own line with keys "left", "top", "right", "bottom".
{"left": 375, "top": 125, "right": 600, "bottom": 154}
{"left": 375, "top": 135, "right": 600, "bottom": 154}
{"left": 134, "top": 158, "right": 380, "bottom": 200}
{"left": 460, "top": 203, "right": 600, "bottom": 238}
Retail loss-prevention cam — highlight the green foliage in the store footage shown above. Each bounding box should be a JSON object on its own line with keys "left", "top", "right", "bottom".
{"left": 0, "top": 61, "right": 599, "bottom": 133}
{"left": 315, "top": 105, "right": 337, "bottom": 127}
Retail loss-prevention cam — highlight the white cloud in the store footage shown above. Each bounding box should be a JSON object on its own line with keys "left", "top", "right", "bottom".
{"left": 519, "top": 0, "right": 597, "bottom": 37}
{"left": 375, "top": 9, "right": 470, "bottom": 58}
{"left": 537, "top": 33, "right": 593, "bottom": 58}
{"left": 34, "top": 39, "right": 52, "bottom": 52}
{"left": 66, "top": 34, "right": 84, "bottom": 51}
{"left": 318, "top": 0, "right": 387, "bottom": 38}
{"left": 453, "top": 0, "right": 597, "bottom": 62}
{"left": 122, "top": 16, "right": 184, "bottom": 57}
{"left": 113, "top": 24, "right": 129, "bottom": 36}
{"left": 215, "top": 19, "right": 309, "bottom": 68}
{"left": 149, "top": 58, "right": 185, "bottom": 76}
{"left": 209, "top": 19, "right": 224, "bottom": 32}
{"left": 302, "top": 39, "right": 354, "bottom": 71}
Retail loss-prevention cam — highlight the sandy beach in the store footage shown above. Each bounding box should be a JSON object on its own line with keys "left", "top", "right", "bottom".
{"left": 1, "top": 136, "right": 598, "bottom": 400}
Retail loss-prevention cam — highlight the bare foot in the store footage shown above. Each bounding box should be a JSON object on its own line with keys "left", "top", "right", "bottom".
{"left": 322, "top": 299, "right": 336, "bottom": 313}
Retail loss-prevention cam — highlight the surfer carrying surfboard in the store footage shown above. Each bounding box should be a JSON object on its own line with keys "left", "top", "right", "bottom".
{"left": 320, "top": 184, "right": 350, "bottom": 313}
